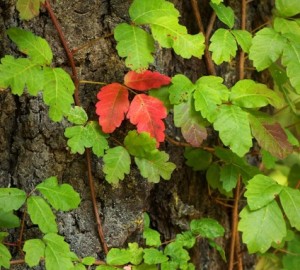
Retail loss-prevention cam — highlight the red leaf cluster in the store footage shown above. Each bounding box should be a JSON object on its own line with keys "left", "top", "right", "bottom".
{"left": 95, "top": 70, "right": 170, "bottom": 145}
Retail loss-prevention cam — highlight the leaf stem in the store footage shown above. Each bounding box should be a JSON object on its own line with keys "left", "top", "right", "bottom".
{"left": 239, "top": 0, "right": 247, "bottom": 80}
{"left": 16, "top": 205, "right": 27, "bottom": 254}
{"left": 79, "top": 80, "right": 107, "bottom": 85}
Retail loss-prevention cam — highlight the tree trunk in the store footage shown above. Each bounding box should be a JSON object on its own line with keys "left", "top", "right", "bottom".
{"left": 0, "top": 0, "right": 274, "bottom": 269}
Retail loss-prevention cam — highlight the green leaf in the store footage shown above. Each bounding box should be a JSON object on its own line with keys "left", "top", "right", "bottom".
{"left": 238, "top": 202, "right": 287, "bottom": 253}
{"left": 282, "top": 42, "right": 300, "bottom": 94}
{"left": 211, "top": 0, "right": 223, "bottom": 3}
{"left": 161, "top": 261, "right": 179, "bottom": 270}
{"left": 169, "top": 74, "right": 195, "bottom": 105}
{"left": 106, "top": 248, "right": 131, "bottom": 265}
{"left": 73, "top": 264, "right": 86, "bottom": 270}
{"left": 133, "top": 264, "right": 157, "bottom": 270}
{"left": 43, "top": 233, "right": 74, "bottom": 270}
{"left": 274, "top": 17, "right": 300, "bottom": 38}
{"left": 96, "top": 266, "right": 119, "bottom": 270}
{"left": 208, "top": 240, "right": 226, "bottom": 261}
{"left": 135, "top": 150, "right": 176, "bottom": 183}
{"left": 67, "top": 106, "right": 88, "bottom": 125}
{"left": 0, "top": 55, "right": 43, "bottom": 95}
{"left": 114, "top": 23, "right": 155, "bottom": 71}
{"left": 143, "top": 228, "right": 161, "bottom": 247}
{"left": 43, "top": 67, "right": 75, "bottom": 121}
{"left": 143, "top": 248, "right": 168, "bottom": 264}
{"left": 36, "top": 176, "right": 80, "bottom": 211}
{"left": 81, "top": 257, "right": 96, "bottom": 265}
{"left": 129, "top": 0, "right": 180, "bottom": 25}
{"left": 230, "top": 79, "right": 283, "bottom": 109}
{"left": 127, "top": 242, "right": 144, "bottom": 265}
{"left": 24, "top": 239, "right": 45, "bottom": 267}
{"left": 261, "top": 150, "right": 277, "bottom": 169}
{"left": 149, "top": 86, "right": 171, "bottom": 111}
{"left": 210, "top": 3, "right": 234, "bottom": 28}
{"left": 64, "top": 126, "right": 89, "bottom": 155}
{"left": 0, "top": 210, "right": 20, "bottom": 228}
{"left": 27, "top": 196, "right": 57, "bottom": 233}
{"left": 0, "top": 188, "right": 26, "bottom": 211}
{"left": 213, "top": 104, "right": 252, "bottom": 157}
{"left": 184, "top": 148, "right": 212, "bottom": 171}
{"left": 175, "top": 231, "right": 196, "bottom": 249}
{"left": 219, "top": 164, "right": 240, "bottom": 192}
{"left": 174, "top": 97, "right": 208, "bottom": 147}
{"left": 164, "top": 242, "right": 190, "bottom": 267}
{"left": 280, "top": 187, "right": 300, "bottom": 230}
{"left": 0, "top": 232, "right": 8, "bottom": 242}
{"left": 193, "top": 76, "right": 229, "bottom": 122}
{"left": 124, "top": 130, "right": 156, "bottom": 158}
{"left": 248, "top": 115, "right": 293, "bottom": 159}
{"left": 190, "top": 218, "right": 224, "bottom": 239}
{"left": 103, "top": 146, "right": 131, "bottom": 184}
{"left": 282, "top": 234, "right": 300, "bottom": 269}
{"left": 244, "top": 174, "right": 283, "bottom": 210}
{"left": 209, "top": 28, "right": 237, "bottom": 64}
{"left": 7, "top": 27, "right": 52, "bottom": 65}
{"left": 231, "top": 30, "right": 252, "bottom": 53}
{"left": 16, "top": 0, "right": 44, "bottom": 20}
{"left": 249, "top": 28, "right": 286, "bottom": 71}
{"left": 0, "top": 243, "right": 11, "bottom": 269}
{"left": 275, "top": 0, "right": 300, "bottom": 17}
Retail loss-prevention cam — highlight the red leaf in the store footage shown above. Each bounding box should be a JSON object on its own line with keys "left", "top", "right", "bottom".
{"left": 127, "top": 94, "right": 167, "bottom": 146}
{"left": 124, "top": 70, "right": 171, "bottom": 91}
{"left": 96, "top": 83, "right": 129, "bottom": 133}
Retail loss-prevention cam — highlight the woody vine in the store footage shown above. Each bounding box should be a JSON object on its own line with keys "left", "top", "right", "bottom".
{"left": 0, "top": 0, "right": 300, "bottom": 269}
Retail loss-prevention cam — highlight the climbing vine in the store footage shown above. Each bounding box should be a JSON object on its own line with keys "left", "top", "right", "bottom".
{"left": 0, "top": 0, "right": 300, "bottom": 269}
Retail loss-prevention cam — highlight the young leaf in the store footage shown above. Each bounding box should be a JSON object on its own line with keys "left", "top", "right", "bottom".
{"left": 231, "top": 30, "right": 252, "bottom": 53}
{"left": 143, "top": 228, "right": 161, "bottom": 247}
{"left": 129, "top": 0, "right": 180, "bottom": 25}
{"left": 211, "top": 0, "right": 223, "bottom": 3}
{"left": 248, "top": 115, "right": 293, "bottom": 159}
{"left": 96, "top": 266, "right": 119, "bottom": 270}
{"left": 124, "top": 130, "right": 157, "bottom": 158}
{"left": 209, "top": 28, "right": 237, "bottom": 64}
{"left": 103, "top": 146, "right": 131, "bottom": 184}
{"left": 0, "top": 243, "right": 11, "bottom": 269}
{"left": 213, "top": 104, "right": 252, "bottom": 157}
{"left": 7, "top": 27, "right": 52, "bottom": 65}
{"left": 275, "top": 0, "right": 300, "bottom": 17}
{"left": 107, "top": 243, "right": 143, "bottom": 266}
{"left": 23, "top": 239, "right": 45, "bottom": 267}
{"left": 249, "top": 28, "right": 286, "bottom": 71}
{"left": 280, "top": 187, "right": 300, "bottom": 230}
{"left": 124, "top": 70, "right": 171, "bottom": 91}
{"left": 27, "top": 196, "right": 58, "bottom": 233}
{"left": 239, "top": 202, "right": 286, "bottom": 253}
{"left": 244, "top": 174, "right": 283, "bottom": 210}
{"left": 0, "top": 210, "right": 20, "bottom": 228}
{"left": 127, "top": 94, "right": 167, "bottom": 145}
{"left": 274, "top": 17, "right": 300, "bottom": 38}
{"left": 184, "top": 148, "right": 212, "bottom": 171}
{"left": 135, "top": 150, "right": 176, "bottom": 183}
{"left": 210, "top": 3, "right": 234, "bottom": 28}
{"left": 230, "top": 79, "right": 283, "bottom": 109}
{"left": 190, "top": 218, "right": 224, "bottom": 239}
{"left": 164, "top": 242, "right": 190, "bottom": 267}
{"left": 43, "top": 233, "right": 74, "bottom": 270}
{"left": 208, "top": 240, "right": 226, "bottom": 262}
{"left": 67, "top": 106, "right": 88, "bottom": 125}
{"left": 82, "top": 257, "right": 96, "bottom": 266}
{"left": 114, "top": 23, "right": 155, "bottom": 71}
{"left": 43, "top": 67, "right": 75, "bottom": 121}
{"left": 174, "top": 97, "right": 208, "bottom": 147}
{"left": 96, "top": 83, "right": 129, "bottom": 133}
{"left": 36, "top": 176, "right": 81, "bottom": 211}
{"left": 219, "top": 164, "right": 240, "bottom": 192}
{"left": 143, "top": 248, "right": 168, "bottom": 264}
{"left": 169, "top": 74, "right": 195, "bottom": 105}
{"left": 193, "top": 76, "right": 229, "bottom": 122}
{"left": 0, "top": 188, "right": 26, "bottom": 211}
{"left": 175, "top": 231, "right": 196, "bottom": 249}
{"left": 0, "top": 56, "right": 43, "bottom": 95}
{"left": 16, "top": 0, "right": 45, "bottom": 20}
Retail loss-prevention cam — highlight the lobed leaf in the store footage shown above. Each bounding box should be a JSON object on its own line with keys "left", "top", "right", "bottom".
{"left": 143, "top": 248, "right": 168, "bottom": 265}
{"left": 96, "top": 83, "right": 129, "bottom": 133}
{"left": 127, "top": 94, "right": 167, "bottom": 145}
{"left": 275, "top": 0, "right": 300, "bottom": 17}
{"left": 190, "top": 218, "right": 224, "bottom": 239}
{"left": 244, "top": 174, "right": 283, "bottom": 210}
{"left": 67, "top": 106, "right": 88, "bottom": 125}
{"left": 169, "top": 74, "right": 195, "bottom": 105}
{"left": 16, "top": 0, "right": 45, "bottom": 20}
{"left": 103, "top": 146, "right": 131, "bottom": 184}
{"left": 213, "top": 105, "right": 252, "bottom": 157}
{"left": 164, "top": 242, "right": 190, "bottom": 268}
{"left": 238, "top": 202, "right": 286, "bottom": 254}
{"left": 27, "top": 196, "right": 57, "bottom": 233}
{"left": 7, "top": 27, "right": 52, "bottom": 65}
{"left": 0, "top": 243, "right": 11, "bottom": 269}
{"left": 248, "top": 115, "right": 293, "bottom": 159}
{"left": 36, "top": 176, "right": 81, "bottom": 211}
{"left": 0, "top": 188, "right": 26, "bottom": 211}
{"left": 249, "top": 28, "right": 286, "bottom": 71}
{"left": 175, "top": 231, "right": 196, "bottom": 249}
{"left": 210, "top": 3, "right": 234, "bottom": 28}
{"left": 24, "top": 239, "right": 45, "bottom": 267}
{"left": 143, "top": 228, "right": 161, "bottom": 247}
{"left": 114, "top": 23, "right": 155, "bottom": 71}
{"left": 209, "top": 28, "right": 237, "bottom": 64}
{"left": 135, "top": 150, "right": 176, "bottom": 183}
{"left": 124, "top": 70, "right": 171, "bottom": 91}
{"left": 107, "top": 243, "right": 143, "bottom": 266}
{"left": 82, "top": 257, "right": 96, "bottom": 266}
{"left": 184, "top": 148, "right": 212, "bottom": 171}
{"left": 231, "top": 30, "right": 252, "bottom": 53}
{"left": 274, "top": 17, "right": 300, "bottom": 38}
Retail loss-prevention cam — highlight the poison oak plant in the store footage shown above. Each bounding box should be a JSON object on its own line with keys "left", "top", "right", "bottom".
{"left": 0, "top": 0, "right": 300, "bottom": 269}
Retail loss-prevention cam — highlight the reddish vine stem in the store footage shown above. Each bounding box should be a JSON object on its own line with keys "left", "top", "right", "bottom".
{"left": 228, "top": 177, "right": 242, "bottom": 270}
{"left": 239, "top": 0, "right": 247, "bottom": 80}
{"left": 43, "top": 0, "right": 108, "bottom": 255}
{"left": 16, "top": 206, "right": 27, "bottom": 253}
{"left": 190, "top": 0, "right": 216, "bottom": 75}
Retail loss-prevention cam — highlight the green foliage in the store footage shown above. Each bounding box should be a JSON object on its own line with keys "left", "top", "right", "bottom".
{"left": 210, "top": 3, "right": 234, "bottom": 28}
{"left": 23, "top": 239, "right": 45, "bottom": 267}
{"left": 0, "top": 188, "right": 26, "bottom": 211}
{"left": 16, "top": 0, "right": 45, "bottom": 20}
{"left": 190, "top": 218, "right": 224, "bottom": 239}
{"left": 184, "top": 148, "right": 212, "bottom": 171}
